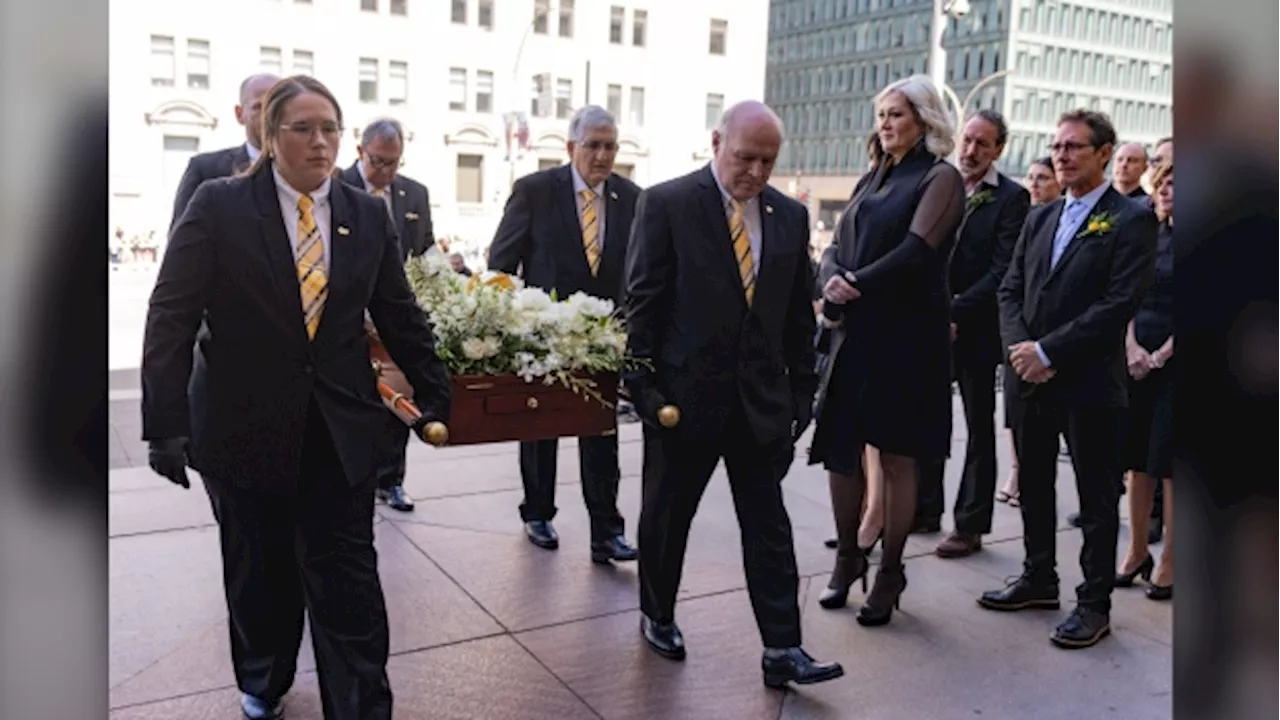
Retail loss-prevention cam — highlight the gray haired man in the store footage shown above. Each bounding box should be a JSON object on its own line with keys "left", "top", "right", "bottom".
{"left": 338, "top": 118, "right": 437, "bottom": 512}
{"left": 487, "top": 105, "right": 642, "bottom": 563}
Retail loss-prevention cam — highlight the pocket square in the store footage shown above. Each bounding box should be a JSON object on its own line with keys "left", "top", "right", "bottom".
{"left": 405, "top": 212, "right": 420, "bottom": 221}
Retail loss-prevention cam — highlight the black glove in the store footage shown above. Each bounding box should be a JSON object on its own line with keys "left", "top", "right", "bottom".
{"left": 148, "top": 437, "right": 191, "bottom": 489}
{"left": 627, "top": 380, "right": 670, "bottom": 431}
{"left": 411, "top": 415, "right": 443, "bottom": 443}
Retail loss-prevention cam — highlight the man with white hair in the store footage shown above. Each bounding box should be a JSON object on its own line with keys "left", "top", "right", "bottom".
{"left": 625, "top": 100, "right": 844, "bottom": 687}
{"left": 488, "top": 105, "right": 641, "bottom": 564}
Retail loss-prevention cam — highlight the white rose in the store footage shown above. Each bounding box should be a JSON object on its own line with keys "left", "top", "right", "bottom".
{"left": 461, "top": 338, "right": 488, "bottom": 360}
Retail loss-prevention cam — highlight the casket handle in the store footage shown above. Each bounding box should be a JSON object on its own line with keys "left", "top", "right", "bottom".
{"left": 527, "top": 396, "right": 539, "bottom": 410}
{"left": 658, "top": 405, "right": 680, "bottom": 428}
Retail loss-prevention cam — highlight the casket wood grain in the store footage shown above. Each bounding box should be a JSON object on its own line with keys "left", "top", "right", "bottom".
{"left": 447, "top": 372, "right": 617, "bottom": 445}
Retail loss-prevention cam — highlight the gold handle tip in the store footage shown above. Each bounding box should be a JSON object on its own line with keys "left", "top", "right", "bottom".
{"left": 423, "top": 421, "right": 449, "bottom": 446}
{"left": 657, "top": 405, "right": 680, "bottom": 428}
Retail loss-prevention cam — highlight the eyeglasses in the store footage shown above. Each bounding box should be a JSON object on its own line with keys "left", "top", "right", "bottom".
{"left": 1048, "top": 141, "right": 1095, "bottom": 156}
{"left": 365, "top": 154, "right": 404, "bottom": 170}
{"left": 580, "top": 140, "right": 618, "bottom": 153}
{"left": 280, "top": 122, "right": 343, "bottom": 138}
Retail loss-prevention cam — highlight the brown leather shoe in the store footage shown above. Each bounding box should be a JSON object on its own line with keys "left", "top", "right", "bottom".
{"left": 935, "top": 531, "right": 982, "bottom": 558}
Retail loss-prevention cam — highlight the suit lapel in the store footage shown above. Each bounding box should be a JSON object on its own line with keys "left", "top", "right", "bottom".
{"left": 251, "top": 166, "right": 310, "bottom": 349}
{"left": 1035, "top": 199, "right": 1066, "bottom": 282}
{"left": 555, "top": 167, "right": 594, "bottom": 280}
{"left": 754, "top": 192, "right": 781, "bottom": 306}
{"left": 1045, "top": 188, "right": 1117, "bottom": 283}
{"left": 695, "top": 167, "right": 745, "bottom": 306}
{"left": 601, "top": 177, "right": 627, "bottom": 277}
{"left": 390, "top": 182, "right": 408, "bottom": 255}
{"left": 230, "top": 146, "right": 251, "bottom": 175}
{"left": 320, "top": 183, "right": 356, "bottom": 345}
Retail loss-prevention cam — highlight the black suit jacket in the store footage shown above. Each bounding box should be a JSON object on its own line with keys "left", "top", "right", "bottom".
{"left": 488, "top": 164, "right": 640, "bottom": 305}
{"left": 142, "top": 162, "right": 451, "bottom": 492}
{"left": 339, "top": 163, "right": 435, "bottom": 260}
{"left": 625, "top": 165, "right": 817, "bottom": 446}
{"left": 998, "top": 186, "right": 1158, "bottom": 407}
{"left": 171, "top": 144, "right": 252, "bottom": 230}
{"left": 948, "top": 172, "right": 1031, "bottom": 367}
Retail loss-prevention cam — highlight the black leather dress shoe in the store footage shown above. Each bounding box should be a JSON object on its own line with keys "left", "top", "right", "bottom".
{"left": 524, "top": 521, "right": 559, "bottom": 549}
{"left": 761, "top": 647, "right": 845, "bottom": 688}
{"left": 1050, "top": 607, "right": 1111, "bottom": 649}
{"left": 1145, "top": 584, "right": 1173, "bottom": 601}
{"left": 241, "top": 693, "right": 284, "bottom": 720}
{"left": 978, "top": 575, "right": 1060, "bottom": 611}
{"left": 591, "top": 535, "right": 638, "bottom": 564}
{"left": 640, "top": 616, "right": 685, "bottom": 660}
{"left": 376, "top": 486, "right": 414, "bottom": 512}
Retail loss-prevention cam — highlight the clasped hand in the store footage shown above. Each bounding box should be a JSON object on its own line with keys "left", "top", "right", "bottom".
{"left": 1008, "top": 341, "right": 1055, "bottom": 384}
{"left": 822, "top": 272, "right": 861, "bottom": 304}
{"left": 1126, "top": 344, "right": 1155, "bottom": 380}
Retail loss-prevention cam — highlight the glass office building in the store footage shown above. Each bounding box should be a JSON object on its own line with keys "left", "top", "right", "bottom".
{"left": 765, "top": 0, "right": 1172, "bottom": 225}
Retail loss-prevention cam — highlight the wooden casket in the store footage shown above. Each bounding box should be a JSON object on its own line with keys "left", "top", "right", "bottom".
{"left": 368, "top": 325, "right": 617, "bottom": 446}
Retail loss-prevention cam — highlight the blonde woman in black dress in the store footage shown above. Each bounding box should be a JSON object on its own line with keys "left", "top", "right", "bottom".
{"left": 809, "top": 75, "right": 965, "bottom": 625}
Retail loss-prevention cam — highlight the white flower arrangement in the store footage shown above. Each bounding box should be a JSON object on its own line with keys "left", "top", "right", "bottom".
{"left": 403, "top": 255, "right": 641, "bottom": 406}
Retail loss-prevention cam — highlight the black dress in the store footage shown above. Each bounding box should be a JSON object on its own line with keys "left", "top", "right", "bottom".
{"left": 809, "top": 140, "right": 965, "bottom": 469}
{"left": 1122, "top": 221, "right": 1174, "bottom": 478}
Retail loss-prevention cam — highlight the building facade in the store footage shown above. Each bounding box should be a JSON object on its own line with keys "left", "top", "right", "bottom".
{"left": 764, "top": 0, "right": 1173, "bottom": 230}
{"left": 109, "top": 0, "right": 768, "bottom": 259}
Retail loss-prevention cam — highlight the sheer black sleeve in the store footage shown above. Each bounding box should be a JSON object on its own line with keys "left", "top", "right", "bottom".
{"left": 851, "top": 163, "right": 965, "bottom": 294}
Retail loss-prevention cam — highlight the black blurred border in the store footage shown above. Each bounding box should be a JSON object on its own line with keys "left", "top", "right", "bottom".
{"left": 1173, "top": 0, "right": 1279, "bottom": 718}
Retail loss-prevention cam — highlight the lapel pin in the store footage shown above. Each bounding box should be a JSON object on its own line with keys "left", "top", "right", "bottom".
{"left": 405, "top": 212, "right": 420, "bottom": 220}
{"left": 337, "top": 225, "right": 350, "bottom": 236}
{"left": 610, "top": 190, "right": 618, "bottom": 200}
{"left": 765, "top": 205, "right": 774, "bottom": 214}
{"left": 398, "top": 189, "right": 406, "bottom": 196}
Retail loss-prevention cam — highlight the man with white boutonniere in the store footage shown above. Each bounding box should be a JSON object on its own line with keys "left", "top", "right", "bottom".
{"left": 981, "top": 109, "right": 1157, "bottom": 650}
{"left": 915, "top": 110, "right": 1030, "bottom": 556}
{"left": 339, "top": 118, "right": 437, "bottom": 512}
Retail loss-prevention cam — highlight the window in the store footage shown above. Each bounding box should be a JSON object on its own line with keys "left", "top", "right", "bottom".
{"left": 389, "top": 61, "right": 408, "bottom": 105}
{"left": 555, "top": 78, "right": 573, "bottom": 119}
{"left": 478, "top": 0, "right": 492, "bottom": 28}
{"left": 186, "top": 39, "right": 210, "bottom": 89}
{"left": 531, "top": 73, "right": 551, "bottom": 116}
{"left": 609, "top": 6, "right": 624, "bottom": 43}
{"left": 705, "top": 93, "right": 724, "bottom": 130}
{"left": 391, "top": 0, "right": 406, "bottom": 15}
{"left": 260, "top": 46, "right": 283, "bottom": 76}
{"left": 633, "top": 9, "right": 647, "bottom": 46}
{"left": 449, "top": 67, "right": 467, "bottom": 111}
{"left": 359, "top": 58, "right": 379, "bottom": 102}
{"left": 709, "top": 19, "right": 728, "bottom": 55}
{"left": 606, "top": 84, "right": 622, "bottom": 116}
{"left": 455, "top": 154, "right": 483, "bottom": 203}
{"left": 558, "top": 0, "right": 574, "bottom": 37}
{"left": 150, "top": 35, "right": 175, "bottom": 87}
{"left": 476, "top": 70, "right": 494, "bottom": 113}
{"left": 361, "top": 0, "right": 376, "bottom": 10}
{"left": 628, "top": 86, "right": 645, "bottom": 126}
{"left": 538, "top": 158, "right": 561, "bottom": 172}
{"left": 292, "top": 50, "right": 314, "bottom": 76}
{"left": 534, "top": 1, "right": 548, "bottom": 33}
{"left": 451, "top": 0, "right": 465, "bottom": 23}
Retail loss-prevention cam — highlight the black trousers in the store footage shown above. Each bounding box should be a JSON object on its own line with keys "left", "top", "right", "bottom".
{"left": 1009, "top": 398, "right": 1122, "bottom": 614}
{"left": 374, "top": 412, "right": 409, "bottom": 491}
{"left": 518, "top": 433, "right": 624, "bottom": 545}
{"left": 204, "top": 403, "right": 392, "bottom": 720}
{"left": 916, "top": 361, "right": 999, "bottom": 533}
{"left": 637, "top": 406, "right": 802, "bottom": 648}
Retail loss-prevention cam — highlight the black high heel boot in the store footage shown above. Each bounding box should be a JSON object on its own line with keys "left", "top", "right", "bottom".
{"left": 818, "top": 550, "right": 869, "bottom": 609}
{"left": 857, "top": 565, "right": 907, "bottom": 626}
{"left": 1114, "top": 554, "right": 1154, "bottom": 587}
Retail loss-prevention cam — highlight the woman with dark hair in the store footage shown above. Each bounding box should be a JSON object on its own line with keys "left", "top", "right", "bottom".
{"left": 809, "top": 75, "right": 965, "bottom": 625}
{"left": 1115, "top": 162, "right": 1175, "bottom": 600}
{"left": 996, "top": 156, "right": 1063, "bottom": 507}
{"left": 143, "top": 75, "right": 450, "bottom": 719}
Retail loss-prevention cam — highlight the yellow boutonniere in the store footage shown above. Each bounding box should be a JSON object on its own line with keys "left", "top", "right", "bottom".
{"left": 1076, "top": 211, "right": 1118, "bottom": 239}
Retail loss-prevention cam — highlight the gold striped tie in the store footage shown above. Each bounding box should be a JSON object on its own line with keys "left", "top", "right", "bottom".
{"left": 580, "top": 188, "right": 601, "bottom": 276}
{"left": 296, "top": 194, "right": 327, "bottom": 340}
{"left": 729, "top": 199, "right": 755, "bottom": 304}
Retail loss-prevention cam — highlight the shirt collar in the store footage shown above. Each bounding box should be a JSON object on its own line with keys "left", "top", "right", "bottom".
{"left": 569, "top": 164, "right": 606, "bottom": 197}
{"left": 272, "top": 166, "right": 331, "bottom": 207}
{"left": 967, "top": 163, "right": 999, "bottom": 195}
{"left": 356, "top": 160, "right": 390, "bottom": 194}
{"left": 708, "top": 162, "right": 757, "bottom": 208}
{"left": 1065, "top": 179, "right": 1109, "bottom": 210}
{"left": 245, "top": 142, "right": 261, "bottom": 163}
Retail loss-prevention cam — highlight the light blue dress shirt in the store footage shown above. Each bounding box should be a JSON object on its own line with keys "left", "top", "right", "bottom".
{"left": 1035, "top": 180, "right": 1109, "bottom": 367}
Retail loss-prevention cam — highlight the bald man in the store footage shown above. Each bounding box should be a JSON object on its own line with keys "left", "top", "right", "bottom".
{"left": 1112, "top": 142, "right": 1149, "bottom": 199}
{"left": 170, "top": 73, "right": 279, "bottom": 228}
{"left": 625, "top": 100, "right": 843, "bottom": 687}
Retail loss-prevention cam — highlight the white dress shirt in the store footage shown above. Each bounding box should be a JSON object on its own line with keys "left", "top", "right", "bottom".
{"left": 966, "top": 163, "right": 999, "bottom": 197}
{"left": 1035, "top": 179, "right": 1110, "bottom": 367}
{"left": 357, "top": 160, "right": 397, "bottom": 221}
{"left": 708, "top": 163, "right": 762, "bottom": 275}
{"left": 273, "top": 166, "right": 332, "bottom": 274}
{"left": 570, "top": 165, "right": 607, "bottom": 249}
